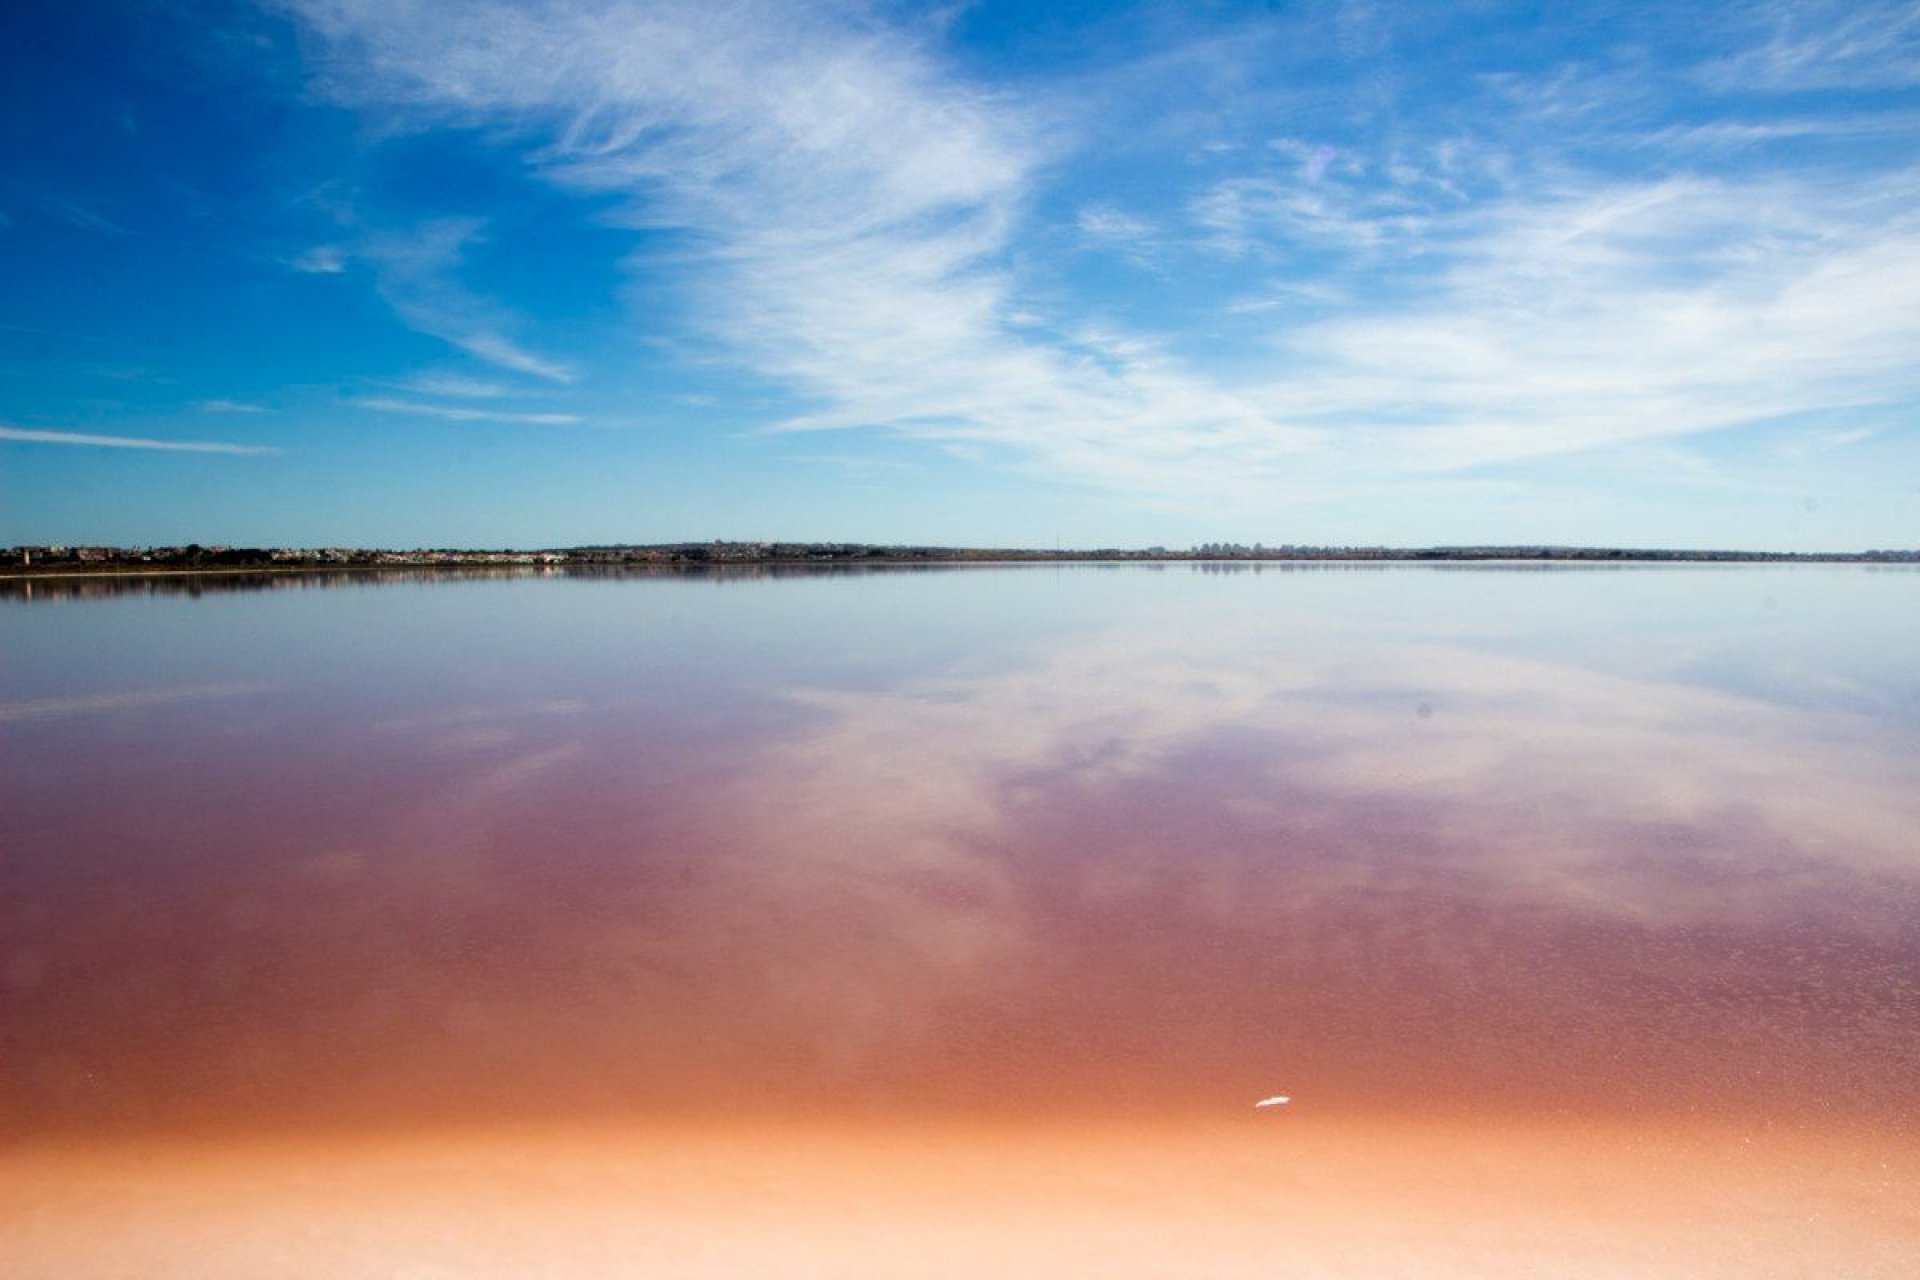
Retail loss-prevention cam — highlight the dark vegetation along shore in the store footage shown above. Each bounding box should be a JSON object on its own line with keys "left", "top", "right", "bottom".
{"left": 4, "top": 541, "right": 1916, "bottom": 580}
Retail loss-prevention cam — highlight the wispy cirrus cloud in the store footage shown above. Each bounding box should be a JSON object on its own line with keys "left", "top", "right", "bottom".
{"left": 0, "top": 425, "right": 277, "bottom": 454}
{"left": 1077, "top": 206, "right": 1155, "bottom": 246}
{"left": 1701, "top": 0, "right": 1920, "bottom": 91}
{"left": 360, "top": 219, "right": 575, "bottom": 383}
{"left": 36, "top": 192, "right": 132, "bottom": 237}
{"left": 289, "top": 244, "right": 347, "bottom": 274}
{"left": 354, "top": 396, "right": 581, "bottom": 425}
{"left": 1637, "top": 112, "right": 1920, "bottom": 153}
{"left": 1192, "top": 176, "right": 1440, "bottom": 260}
{"left": 281, "top": 0, "right": 1320, "bottom": 498}
{"left": 403, "top": 374, "right": 513, "bottom": 399}
{"left": 1228, "top": 166, "right": 1920, "bottom": 472}
{"left": 1774, "top": 422, "right": 1890, "bottom": 461}
{"left": 286, "top": 222, "right": 574, "bottom": 382}
{"left": 277, "top": 0, "right": 1920, "bottom": 508}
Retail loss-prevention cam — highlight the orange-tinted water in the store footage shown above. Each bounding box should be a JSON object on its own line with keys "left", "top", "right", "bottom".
{"left": 4, "top": 565, "right": 1916, "bottom": 1273}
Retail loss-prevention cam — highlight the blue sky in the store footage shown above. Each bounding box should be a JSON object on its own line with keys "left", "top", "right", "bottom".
{"left": 2, "top": 0, "right": 1916, "bottom": 549}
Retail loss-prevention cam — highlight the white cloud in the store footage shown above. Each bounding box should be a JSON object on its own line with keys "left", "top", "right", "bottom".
{"left": 288, "top": 232, "right": 574, "bottom": 383}
{"left": 1775, "top": 423, "right": 1889, "bottom": 461}
{"left": 455, "top": 331, "right": 574, "bottom": 384}
{"left": 1266, "top": 171, "right": 1920, "bottom": 472}
{"left": 1192, "top": 176, "right": 1439, "bottom": 258}
{"left": 404, "top": 374, "right": 513, "bottom": 399}
{"left": 1077, "top": 206, "right": 1154, "bottom": 245}
{"left": 360, "top": 220, "right": 576, "bottom": 383}
{"left": 39, "top": 193, "right": 132, "bottom": 236}
{"left": 280, "top": 0, "right": 1920, "bottom": 506}
{"left": 282, "top": 0, "right": 1322, "bottom": 499}
{"left": 196, "top": 398, "right": 270, "bottom": 413}
{"left": 354, "top": 396, "right": 582, "bottom": 425}
{"left": 1702, "top": 0, "right": 1920, "bottom": 91}
{"left": 290, "top": 244, "right": 347, "bottom": 273}
{"left": 0, "top": 425, "right": 278, "bottom": 454}
{"left": 1639, "top": 113, "right": 1920, "bottom": 153}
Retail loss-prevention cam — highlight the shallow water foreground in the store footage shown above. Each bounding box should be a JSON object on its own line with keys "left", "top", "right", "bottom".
{"left": 4, "top": 564, "right": 1917, "bottom": 1275}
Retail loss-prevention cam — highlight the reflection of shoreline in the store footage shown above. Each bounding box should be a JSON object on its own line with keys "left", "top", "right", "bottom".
{"left": 5, "top": 542, "right": 1917, "bottom": 583}
{"left": 0, "top": 562, "right": 973, "bottom": 601}
{"left": 6, "top": 558, "right": 1914, "bottom": 602}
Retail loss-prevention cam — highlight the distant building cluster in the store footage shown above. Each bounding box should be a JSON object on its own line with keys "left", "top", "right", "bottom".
{"left": 2, "top": 545, "right": 571, "bottom": 570}
{"left": 4, "top": 541, "right": 1916, "bottom": 575}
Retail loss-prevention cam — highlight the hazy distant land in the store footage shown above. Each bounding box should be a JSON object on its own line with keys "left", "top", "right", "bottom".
{"left": 5, "top": 540, "right": 1917, "bottom": 578}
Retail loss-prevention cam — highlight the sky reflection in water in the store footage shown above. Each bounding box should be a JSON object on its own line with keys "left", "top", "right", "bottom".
{"left": 3, "top": 565, "right": 1917, "bottom": 1138}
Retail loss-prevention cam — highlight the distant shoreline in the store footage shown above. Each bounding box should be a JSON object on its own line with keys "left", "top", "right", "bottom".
{"left": 4, "top": 541, "right": 1917, "bottom": 580}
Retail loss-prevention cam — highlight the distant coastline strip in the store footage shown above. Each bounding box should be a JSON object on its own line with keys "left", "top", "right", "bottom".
{"left": 4, "top": 542, "right": 1915, "bottom": 575}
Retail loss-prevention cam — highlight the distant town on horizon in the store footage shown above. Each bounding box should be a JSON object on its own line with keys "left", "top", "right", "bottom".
{"left": 7, "top": 541, "right": 1917, "bottom": 577}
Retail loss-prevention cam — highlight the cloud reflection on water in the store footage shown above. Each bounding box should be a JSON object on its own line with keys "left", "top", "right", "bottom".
{"left": 0, "top": 682, "right": 276, "bottom": 723}
{"left": 653, "top": 599, "right": 1920, "bottom": 1118}
{"left": 743, "top": 610, "right": 1919, "bottom": 924}
{"left": 4, "top": 571, "right": 1915, "bottom": 1134}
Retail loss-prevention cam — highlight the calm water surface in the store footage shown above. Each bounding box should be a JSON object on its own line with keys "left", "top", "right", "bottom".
{"left": 3, "top": 564, "right": 1916, "bottom": 1276}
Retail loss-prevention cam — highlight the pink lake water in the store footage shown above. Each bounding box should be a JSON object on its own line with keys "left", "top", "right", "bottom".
{"left": 3, "top": 564, "right": 1917, "bottom": 1275}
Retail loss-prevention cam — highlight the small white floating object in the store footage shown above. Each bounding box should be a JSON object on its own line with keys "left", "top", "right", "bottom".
{"left": 1254, "top": 1095, "right": 1291, "bottom": 1108}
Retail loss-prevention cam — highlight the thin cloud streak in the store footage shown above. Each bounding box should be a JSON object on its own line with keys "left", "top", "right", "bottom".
{"left": 354, "top": 396, "right": 583, "bottom": 425}
{"left": 289, "top": 244, "right": 347, "bottom": 274}
{"left": 38, "top": 192, "right": 133, "bottom": 237}
{"left": 286, "top": 225, "right": 572, "bottom": 380}
{"left": 355, "top": 219, "right": 575, "bottom": 383}
{"left": 404, "top": 374, "right": 514, "bottom": 399}
{"left": 0, "top": 425, "right": 278, "bottom": 455}
{"left": 1700, "top": 0, "right": 1920, "bottom": 91}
